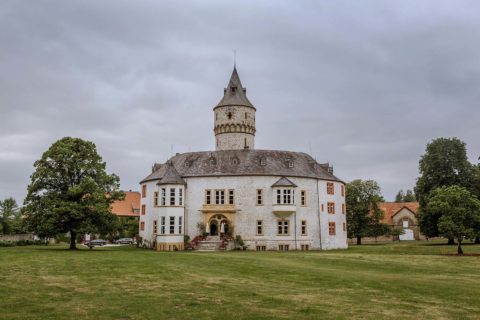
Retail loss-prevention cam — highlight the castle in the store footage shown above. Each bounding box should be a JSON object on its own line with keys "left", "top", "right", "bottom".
{"left": 139, "top": 67, "right": 347, "bottom": 251}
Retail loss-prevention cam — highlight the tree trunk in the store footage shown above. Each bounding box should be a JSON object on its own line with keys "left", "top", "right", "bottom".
{"left": 69, "top": 231, "right": 77, "bottom": 250}
{"left": 475, "top": 237, "right": 480, "bottom": 244}
{"left": 457, "top": 239, "right": 463, "bottom": 255}
{"left": 356, "top": 236, "right": 362, "bottom": 245}
{"left": 448, "top": 238, "right": 455, "bottom": 245}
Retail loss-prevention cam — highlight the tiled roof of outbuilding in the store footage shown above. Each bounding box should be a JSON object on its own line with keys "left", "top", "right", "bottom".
{"left": 140, "top": 149, "right": 342, "bottom": 184}
{"left": 111, "top": 191, "right": 140, "bottom": 217}
{"left": 379, "top": 202, "right": 419, "bottom": 224}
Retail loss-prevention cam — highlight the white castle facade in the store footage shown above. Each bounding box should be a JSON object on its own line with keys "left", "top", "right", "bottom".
{"left": 139, "top": 68, "right": 347, "bottom": 251}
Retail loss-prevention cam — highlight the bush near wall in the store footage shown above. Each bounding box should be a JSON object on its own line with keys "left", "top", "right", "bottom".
{"left": 0, "top": 239, "right": 45, "bottom": 247}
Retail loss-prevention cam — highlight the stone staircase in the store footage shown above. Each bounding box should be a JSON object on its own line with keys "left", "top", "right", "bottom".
{"left": 195, "top": 236, "right": 233, "bottom": 251}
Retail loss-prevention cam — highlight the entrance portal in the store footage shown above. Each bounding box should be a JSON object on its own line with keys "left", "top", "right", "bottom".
{"left": 208, "top": 214, "right": 230, "bottom": 236}
{"left": 210, "top": 220, "right": 218, "bottom": 236}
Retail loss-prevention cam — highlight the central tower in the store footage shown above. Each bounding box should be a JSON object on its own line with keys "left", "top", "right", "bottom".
{"left": 213, "top": 67, "right": 256, "bottom": 150}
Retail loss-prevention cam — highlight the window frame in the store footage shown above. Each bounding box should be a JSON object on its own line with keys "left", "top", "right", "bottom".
{"left": 228, "top": 189, "right": 234, "bottom": 205}
{"left": 256, "top": 220, "right": 263, "bottom": 235}
{"left": 327, "top": 182, "right": 335, "bottom": 195}
{"left": 142, "top": 185, "right": 147, "bottom": 198}
{"left": 277, "top": 219, "right": 290, "bottom": 236}
{"left": 327, "top": 202, "right": 336, "bottom": 214}
{"left": 301, "top": 190, "right": 306, "bottom": 206}
{"left": 169, "top": 188, "right": 176, "bottom": 206}
{"left": 328, "top": 222, "right": 336, "bottom": 236}
{"left": 153, "top": 220, "right": 158, "bottom": 234}
{"left": 169, "top": 216, "right": 175, "bottom": 234}
{"left": 153, "top": 191, "right": 159, "bottom": 206}
{"left": 256, "top": 189, "right": 263, "bottom": 206}
{"left": 161, "top": 216, "right": 166, "bottom": 234}
{"left": 161, "top": 188, "right": 166, "bottom": 206}
{"left": 141, "top": 204, "right": 146, "bottom": 215}
{"left": 301, "top": 220, "right": 307, "bottom": 235}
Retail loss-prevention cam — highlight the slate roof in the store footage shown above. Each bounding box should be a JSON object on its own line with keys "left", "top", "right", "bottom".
{"left": 215, "top": 67, "right": 255, "bottom": 109}
{"left": 140, "top": 149, "right": 342, "bottom": 184}
{"left": 271, "top": 177, "right": 298, "bottom": 188}
{"left": 156, "top": 161, "right": 186, "bottom": 185}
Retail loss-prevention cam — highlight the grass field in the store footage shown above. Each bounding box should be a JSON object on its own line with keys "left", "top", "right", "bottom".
{"left": 1, "top": 241, "right": 480, "bottom": 320}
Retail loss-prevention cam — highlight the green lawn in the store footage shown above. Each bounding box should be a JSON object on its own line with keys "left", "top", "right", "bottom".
{"left": 1, "top": 242, "right": 479, "bottom": 320}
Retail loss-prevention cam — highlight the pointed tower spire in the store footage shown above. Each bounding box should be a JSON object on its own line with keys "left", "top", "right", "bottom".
{"left": 213, "top": 67, "right": 257, "bottom": 151}
{"left": 215, "top": 67, "right": 254, "bottom": 109}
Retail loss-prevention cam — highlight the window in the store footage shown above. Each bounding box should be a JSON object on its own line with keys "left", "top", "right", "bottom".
{"left": 321, "top": 204, "right": 324, "bottom": 212}
{"left": 185, "top": 161, "right": 190, "bottom": 168}
{"left": 327, "top": 182, "right": 335, "bottom": 195}
{"left": 279, "top": 244, "right": 289, "bottom": 251}
{"left": 403, "top": 219, "right": 409, "bottom": 228}
{"left": 142, "top": 185, "right": 147, "bottom": 198}
{"left": 329, "top": 222, "right": 336, "bottom": 235}
{"left": 205, "top": 190, "right": 211, "bottom": 204}
{"left": 179, "top": 188, "right": 183, "bottom": 206}
{"left": 161, "top": 217, "right": 165, "bottom": 234}
{"left": 140, "top": 221, "right": 145, "bottom": 231}
{"left": 343, "top": 222, "right": 346, "bottom": 232}
{"left": 245, "top": 112, "right": 247, "bottom": 119}
{"left": 277, "top": 219, "right": 289, "bottom": 235}
{"left": 342, "top": 203, "right": 346, "bottom": 214}
{"left": 301, "top": 220, "right": 307, "bottom": 235}
{"left": 260, "top": 158, "right": 266, "bottom": 166}
{"left": 169, "top": 216, "right": 175, "bottom": 234}
{"left": 178, "top": 216, "right": 183, "bottom": 234}
{"left": 256, "top": 245, "right": 266, "bottom": 251}
{"left": 141, "top": 204, "right": 146, "bottom": 215}
{"left": 276, "top": 189, "right": 294, "bottom": 204}
{"left": 256, "top": 189, "right": 263, "bottom": 205}
{"left": 227, "top": 111, "right": 233, "bottom": 119}
{"left": 170, "top": 188, "right": 175, "bottom": 206}
{"left": 288, "top": 161, "right": 294, "bottom": 168}
{"left": 301, "top": 244, "right": 309, "bottom": 251}
{"left": 327, "top": 202, "right": 335, "bottom": 214}
{"left": 228, "top": 190, "right": 234, "bottom": 205}
{"left": 153, "top": 191, "right": 159, "bottom": 206}
{"left": 215, "top": 190, "right": 225, "bottom": 205}
{"left": 301, "top": 190, "right": 306, "bottom": 206}
{"left": 341, "top": 185, "right": 345, "bottom": 197}
{"left": 161, "top": 188, "right": 166, "bottom": 206}
{"left": 153, "top": 220, "right": 158, "bottom": 234}
{"left": 257, "top": 220, "right": 263, "bottom": 235}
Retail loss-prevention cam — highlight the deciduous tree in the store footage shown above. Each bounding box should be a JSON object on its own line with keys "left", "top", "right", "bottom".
{"left": 426, "top": 186, "right": 480, "bottom": 255}
{"left": 24, "top": 137, "right": 124, "bottom": 249}
{"left": 346, "top": 179, "right": 386, "bottom": 245}
{"left": 415, "top": 138, "right": 475, "bottom": 241}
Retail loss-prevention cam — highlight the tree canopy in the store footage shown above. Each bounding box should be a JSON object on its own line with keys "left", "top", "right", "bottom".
{"left": 0, "top": 198, "right": 20, "bottom": 234}
{"left": 394, "top": 189, "right": 416, "bottom": 203}
{"left": 415, "top": 138, "right": 476, "bottom": 239}
{"left": 346, "top": 179, "right": 387, "bottom": 244}
{"left": 426, "top": 186, "right": 480, "bottom": 255}
{"left": 24, "top": 137, "right": 124, "bottom": 249}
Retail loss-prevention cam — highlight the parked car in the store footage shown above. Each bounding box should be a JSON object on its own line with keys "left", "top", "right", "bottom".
{"left": 87, "top": 239, "right": 107, "bottom": 246}
{"left": 115, "top": 238, "right": 134, "bottom": 245}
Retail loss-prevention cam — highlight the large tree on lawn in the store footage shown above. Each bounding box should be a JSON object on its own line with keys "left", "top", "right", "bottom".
{"left": 426, "top": 185, "right": 480, "bottom": 255}
{"left": 346, "top": 179, "right": 385, "bottom": 245}
{"left": 415, "top": 138, "right": 475, "bottom": 241}
{"left": 24, "top": 137, "right": 124, "bottom": 249}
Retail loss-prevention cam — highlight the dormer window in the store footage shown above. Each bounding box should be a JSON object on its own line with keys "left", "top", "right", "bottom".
{"left": 288, "top": 160, "right": 294, "bottom": 168}
{"left": 209, "top": 158, "right": 216, "bottom": 166}
{"left": 231, "top": 86, "right": 237, "bottom": 94}
{"left": 232, "top": 158, "right": 238, "bottom": 165}
{"left": 184, "top": 161, "right": 190, "bottom": 168}
{"left": 260, "top": 158, "right": 267, "bottom": 166}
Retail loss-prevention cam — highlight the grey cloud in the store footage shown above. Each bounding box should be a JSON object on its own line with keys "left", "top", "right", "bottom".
{"left": 1, "top": 0, "right": 480, "bottom": 202}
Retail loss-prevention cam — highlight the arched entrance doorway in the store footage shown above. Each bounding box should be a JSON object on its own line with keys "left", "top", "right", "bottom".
{"left": 208, "top": 214, "right": 230, "bottom": 236}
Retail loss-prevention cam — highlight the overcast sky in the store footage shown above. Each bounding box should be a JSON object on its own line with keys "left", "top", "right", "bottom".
{"left": 1, "top": 0, "right": 479, "bottom": 203}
